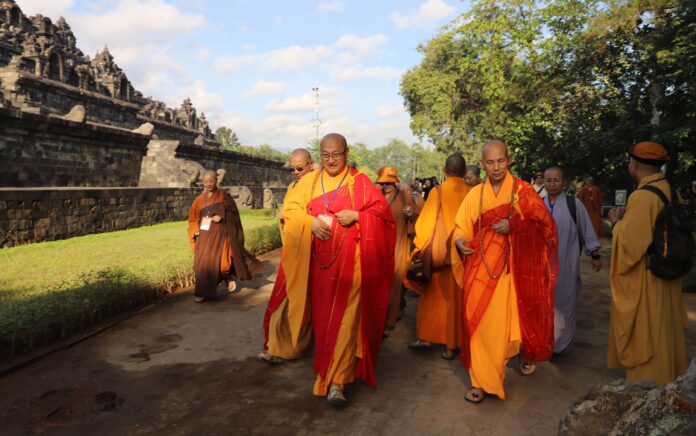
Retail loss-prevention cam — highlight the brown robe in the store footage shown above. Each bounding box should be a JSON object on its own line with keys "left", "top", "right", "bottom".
{"left": 385, "top": 186, "right": 416, "bottom": 327}
{"left": 188, "top": 189, "right": 262, "bottom": 297}
{"left": 577, "top": 185, "right": 604, "bottom": 236}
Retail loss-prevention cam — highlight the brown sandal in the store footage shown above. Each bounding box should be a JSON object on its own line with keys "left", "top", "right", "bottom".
{"left": 519, "top": 358, "right": 536, "bottom": 375}
{"left": 464, "top": 387, "right": 486, "bottom": 404}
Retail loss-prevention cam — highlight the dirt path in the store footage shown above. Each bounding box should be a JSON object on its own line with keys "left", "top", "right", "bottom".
{"left": 1, "top": 240, "right": 695, "bottom": 435}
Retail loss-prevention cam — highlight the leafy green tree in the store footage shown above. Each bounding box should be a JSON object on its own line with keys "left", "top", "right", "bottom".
{"left": 215, "top": 126, "right": 241, "bottom": 151}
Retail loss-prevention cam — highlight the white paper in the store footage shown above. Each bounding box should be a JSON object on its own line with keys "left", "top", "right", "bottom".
{"left": 318, "top": 214, "right": 333, "bottom": 227}
{"left": 200, "top": 216, "right": 212, "bottom": 231}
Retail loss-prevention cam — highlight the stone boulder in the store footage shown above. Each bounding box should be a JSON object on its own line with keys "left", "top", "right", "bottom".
{"left": 559, "top": 358, "right": 696, "bottom": 435}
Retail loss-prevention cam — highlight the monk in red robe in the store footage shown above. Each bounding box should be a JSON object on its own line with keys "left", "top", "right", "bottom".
{"left": 577, "top": 176, "right": 604, "bottom": 236}
{"left": 187, "top": 171, "right": 262, "bottom": 302}
{"left": 452, "top": 140, "right": 558, "bottom": 403}
{"left": 279, "top": 133, "right": 396, "bottom": 407}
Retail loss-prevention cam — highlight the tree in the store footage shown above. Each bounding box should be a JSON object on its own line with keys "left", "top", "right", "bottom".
{"left": 215, "top": 126, "right": 241, "bottom": 151}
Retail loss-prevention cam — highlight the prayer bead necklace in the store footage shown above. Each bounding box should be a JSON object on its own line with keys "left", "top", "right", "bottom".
{"left": 477, "top": 180, "right": 515, "bottom": 280}
{"left": 308, "top": 169, "right": 355, "bottom": 270}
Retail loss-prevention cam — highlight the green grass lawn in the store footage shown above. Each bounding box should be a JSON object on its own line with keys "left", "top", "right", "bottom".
{"left": 0, "top": 209, "right": 281, "bottom": 357}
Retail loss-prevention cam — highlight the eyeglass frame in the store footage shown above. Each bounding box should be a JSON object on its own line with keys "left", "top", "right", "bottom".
{"left": 288, "top": 162, "right": 310, "bottom": 173}
{"left": 320, "top": 149, "right": 347, "bottom": 161}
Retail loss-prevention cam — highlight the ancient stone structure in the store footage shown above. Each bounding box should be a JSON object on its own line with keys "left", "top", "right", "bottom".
{"left": 0, "top": 0, "right": 292, "bottom": 245}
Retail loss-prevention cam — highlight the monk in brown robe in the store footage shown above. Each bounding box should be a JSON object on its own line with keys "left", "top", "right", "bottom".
{"left": 187, "top": 171, "right": 262, "bottom": 302}
{"left": 259, "top": 149, "right": 314, "bottom": 364}
{"left": 406, "top": 153, "right": 471, "bottom": 359}
{"left": 607, "top": 142, "right": 688, "bottom": 384}
{"left": 375, "top": 166, "right": 417, "bottom": 335}
{"left": 577, "top": 176, "right": 604, "bottom": 236}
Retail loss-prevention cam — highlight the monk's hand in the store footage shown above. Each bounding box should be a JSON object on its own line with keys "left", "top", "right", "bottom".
{"left": 336, "top": 210, "right": 359, "bottom": 226}
{"left": 212, "top": 215, "right": 223, "bottom": 223}
{"left": 591, "top": 258, "right": 603, "bottom": 272}
{"left": 455, "top": 237, "right": 474, "bottom": 257}
{"left": 312, "top": 218, "right": 331, "bottom": 240}
{"left": 492, "top": 219, "right": 510, "bottom": 235}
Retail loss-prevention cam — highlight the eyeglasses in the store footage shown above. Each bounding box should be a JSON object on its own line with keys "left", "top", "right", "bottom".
{"left": 288, "top": 163, "right": 309, "bottom": 173}
{"left": 320, "top": 149, "right": 346, "bottom": 161}
{"left": 534, "top": 174, "right": 543, "bottom": 179}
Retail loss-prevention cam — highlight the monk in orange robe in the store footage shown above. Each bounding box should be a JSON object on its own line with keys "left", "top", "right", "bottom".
{"left": 187, "top": 171, "right": 262, "bottom": 303}
{"left": 406, "top": 153, "right": 470, "bottom": 359}
{"left": 452, "top": 140, "right": 558, "bottom": 403}
{"left": 278, "top": 133, "right": 395, "bottom": 407}
{"left": 375, "top": 166, "right": 417, "bottom": 335}
{"left": 577, "top": 176, "right": 604, "bottom": 236}
{"left": 259, "top": 149, "right": 314, "bottom": 364}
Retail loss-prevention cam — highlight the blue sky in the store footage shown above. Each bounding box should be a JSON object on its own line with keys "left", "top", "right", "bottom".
{"left": 15, "top": 0, "right": 469, "bottom": 149}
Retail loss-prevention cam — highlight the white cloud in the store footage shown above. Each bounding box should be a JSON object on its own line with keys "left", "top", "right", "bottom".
{"left": 244, "top": 81, "right": 288, "bottom": 97}
{"left": 316, "top": 0, "right": 344, "bottom": 13}
{"left": 14, "top": 0, "right": 74, "bottom": 19}
{"left": 333, "top": 34, "right": 388, "bottom": 63}
{"left": 262, "top": 45, "right": 332, "bottom": 70}
{"left": 265, "top": 94, "right": 316, "bottom": 112}
{"left": 376, "top": 104, "right": 405, "bottom": 118}
{"left": 391, "top": 0, "right": 455, "bottom": 29}
{"left": 330, "top": 64, "right": 402, "bottom": 82}
{"left": 196, "top": 48, "right": 210, "bottom": 61}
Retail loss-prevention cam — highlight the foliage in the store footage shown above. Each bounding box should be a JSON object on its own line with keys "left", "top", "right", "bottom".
{"left": 215, "top": 126, "right": 241, "bottom": 150}
{"left": 400, "top": 0, "right": 696, "bottom": 191}
{"left": 215, "top": 127, "right": 288, "bottom": 162}
{"left": 0, "top": 211, "right": 281, "bottom": 357}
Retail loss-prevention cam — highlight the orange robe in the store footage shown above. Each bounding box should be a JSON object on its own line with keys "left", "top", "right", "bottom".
{"left": 452, "top": 173, "right": 557, "bottom": 399}
{"left": 280, "top": 167, "right": 395, "bottom": 396}
{"left": 262, "top": 181, "right": 312, "bottom": 359}
{"left": 385, "top": 187, "right": 416, "bottom": 328}
{"left": 408, "top": 177, "right": 470, "bottom": 349}
{"left": 577, "top": 185, "right": 604, "bottom": 236}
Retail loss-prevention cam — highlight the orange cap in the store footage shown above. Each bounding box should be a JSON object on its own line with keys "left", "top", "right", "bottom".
{"left": 376, "top": 166, "right": 400, "bottom": 183}
{"left": 629, "top": 141, "right": 670, "bottom": 164}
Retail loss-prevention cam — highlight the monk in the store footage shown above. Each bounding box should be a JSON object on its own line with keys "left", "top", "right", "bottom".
{"left": 406, "top": 153, "right": 470, "bottom": 359}
{"left": 452, "top": 140, "right": 558, "bottom": 403}
{"left": 543, "top": 167, "right": 602, "bottom": 354}
{"left": 187, "top": 170, "right": 262, "bottom": 303}
{"left": 607, "top": 141, "right": 688, "bottom": 384}
{"left": 259, "top": 148, "right": 314, "bottom": 364}
{"left": 375, "top": 166, "right": 416, "bottom": 335}
{"left": 279, "top": 133, "right": 395, "bottom": 407}
{"left": 464, "top": 164, "right": 481, "bottom": 187}
{"left": 577, "top": 176, "right": 605, "bottom": 236}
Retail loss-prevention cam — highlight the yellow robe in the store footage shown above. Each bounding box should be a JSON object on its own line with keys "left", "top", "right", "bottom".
{"left": 266, "top": 181, "right": 313, "bottom": 359}
{"left": 413, "top": 177, "right": 470, "bottom": 349}
{"left": 608, "top": 172, "right": 688, "bottom": 384}
{"left": 281, "top": 167, "right": 363, "bottom": 396}
{"left": 452, "top": 172, "right": 522, "bottom": 399}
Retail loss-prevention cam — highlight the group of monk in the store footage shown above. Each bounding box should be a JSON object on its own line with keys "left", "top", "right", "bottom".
{"left": 187, "top": 134, "right": 689, "bottom": 408}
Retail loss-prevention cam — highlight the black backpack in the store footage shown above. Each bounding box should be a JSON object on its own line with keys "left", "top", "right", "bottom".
{"left": 639, "top": 181, "right": 695, "bottom": 279}
{"left": 566, "top": 195, "right": 585, "bottom": 253}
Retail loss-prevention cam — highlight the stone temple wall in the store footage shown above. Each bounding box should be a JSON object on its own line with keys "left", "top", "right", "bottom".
{"left": 0, "top": 106, "right": 150, "bottom": 187}
{"left": 0, "top": 187, "right": 199, "bottom": 247}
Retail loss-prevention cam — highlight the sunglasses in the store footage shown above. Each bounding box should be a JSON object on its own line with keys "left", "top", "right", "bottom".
{"left": 288, "top": 164, "right": 308, "bottom": 173}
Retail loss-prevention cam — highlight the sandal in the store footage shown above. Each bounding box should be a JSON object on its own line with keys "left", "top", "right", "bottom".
{"left": 194, "top": 296, "right": 205, "bottom": 303}
{"left": 464, "top": 387, "right": 486, "bottom": 404}
{"left": 441, "top": 348, "right": 456, "bottom": 360}
{"left": 327, "top": 384, "right": 348, "bottom": 407}
{"left": 227, "top": 280, "right": 239, "bottom": 294}
{"left": 519, "top": 358, "right": 536, "bottom": 375}
{"left": 256, "top": 352, "right": 283, "bottom": 365}
{"left": 408, "top": 339, "right": 432, "bottom": 349}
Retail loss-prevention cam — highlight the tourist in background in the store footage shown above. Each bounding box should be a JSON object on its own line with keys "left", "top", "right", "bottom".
{"left": 187, "top": 171, "right": 262, "bottom": 303}
{"left": 607, "top": 141, "right": 688, "bottom": 385}
{"left": 543, "top": 166, "right": 602, "bottom": 355}
{"left": 406, "top": 153, "right": 470, "bottom": 360}
{"left": 531, "top": 170, "right": 547, "bottom": 198}
{"left": 464, "top": 164, "right": 481, "bottom": 187}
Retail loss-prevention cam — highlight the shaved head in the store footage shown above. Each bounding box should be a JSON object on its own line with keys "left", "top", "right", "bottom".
{"left": 290, "top": 148, "right": 311, "bottom": 162}
{"left": 544, "top": 166, "right": 565, "bottom": 180}
{"left": 202, "top": 170, "right": 217, "bottom": 180}
{"left": 481, "top": 139, "right": 508, "bottom": 159}
{"left": 320, "top": 133, "right": 348, "bottom": 150}
{"left": 288, "top": 148, "right": 313, "bottom": 181}
{"left": 202, "top": 169, "right": 218, "bottom": 192}
{"left": 444, "top": 153, "right": 467, "bottom": 177}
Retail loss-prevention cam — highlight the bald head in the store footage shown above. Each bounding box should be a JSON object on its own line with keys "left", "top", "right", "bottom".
{"left": 202, "top": 169, "right": 218, "bottom": 192}
{"left": 288, "top": 148, "right": 313, "bottom": 181}
{"left": 444, "top": 153, "right": 467, "bottom": 177}
{"left": 464, "top": 164, "right": 481, "bottom": 187}
{"left": 481, "top": 139, "right": 509, "bottom": 160}
{"left": 320, "top": 133, "right": 349, "bottom": 177}
{"left": 320, "top": 133, "right": 348, "bottom": 150}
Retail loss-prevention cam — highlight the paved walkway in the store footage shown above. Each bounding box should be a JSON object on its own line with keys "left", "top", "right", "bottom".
{"left": 1, "top": 240, "right": 695, "bottom": 435}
